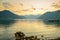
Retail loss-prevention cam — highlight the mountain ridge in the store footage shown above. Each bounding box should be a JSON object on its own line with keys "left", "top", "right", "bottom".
{"left": 0, "top": 10, "right": 25, "bottom": 19}
{"left": 0, "top": 10, "right": 60, "bottom": 20}
{"left": 38, "top": 10, "right": 60, "bottom": 20}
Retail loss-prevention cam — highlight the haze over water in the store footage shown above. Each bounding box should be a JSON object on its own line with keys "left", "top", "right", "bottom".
{"left": 0, "top": 20, "right": 60, "bottom": 40}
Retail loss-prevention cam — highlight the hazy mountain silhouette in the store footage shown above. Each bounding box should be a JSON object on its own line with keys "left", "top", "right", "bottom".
{"left": 38, "top": 10, "right": 60, "bottom": 26}
{"left": 0, "top": 10, "right": 25, "bottom": 19}
{"left": 24, "top": 15, "right": 40, "bottom": 19}
{"left": 0, "top": 10, "right": 60, "bottom": 20}
{"left": 0, "top": 10, "right": 25, "bottom": 26}
{"left": 21, "top": 10, "right": 60, "bottom": 19}
{"left": 38, "top": 10, "right": 60, "bottom": 20}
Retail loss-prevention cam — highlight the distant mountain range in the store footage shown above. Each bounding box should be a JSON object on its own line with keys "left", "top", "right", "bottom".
{"left": 24, "top": 15, "right": 40, "bottom": 19}
{"left": 24, "top": 10, "right": 60, "bottom": 20}
{"left": 0, "top": 10, "right": 60, "bottom": 20}
{"left": 38, "top": 10, "right": 60, "bottom": 20}
{"left": 0, "top": 10, "right": 25, "bottom": 19}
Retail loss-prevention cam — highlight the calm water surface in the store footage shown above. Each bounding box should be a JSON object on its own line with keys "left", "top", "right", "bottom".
{"left": 0, "top": 20, "right": 60, "bottom": 40}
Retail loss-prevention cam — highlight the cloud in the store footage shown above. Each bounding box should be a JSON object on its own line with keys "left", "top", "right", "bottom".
{"left": 20, "top": 3, "right": 23, "bottom": 6}
{"left": 0, "top": 0, "right": 14, "bottom": 9}
{"left": 2, "top": 2, "right": 13, "bottom": 8}
{"left": 52, "top": 3, "right": 60, "bottom": 8}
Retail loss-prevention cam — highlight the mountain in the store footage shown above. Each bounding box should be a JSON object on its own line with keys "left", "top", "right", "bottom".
{"left": 22, "top": 10, "right": 60, "bottom": 19}
{"left": 24, "top": 15, "right": 40, "bottom": 19}
{"left": 1, "top": 10, "right": 60, "bottom": 20}
{"left": 0, "top": 10, "right": 25, "bottom": 19}
{"left": 38, "top": 10, "right": 60, "bottom": 20}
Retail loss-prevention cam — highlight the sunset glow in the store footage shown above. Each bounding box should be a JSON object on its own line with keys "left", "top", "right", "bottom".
{"left": 0, "top": 0, "right": 60, "bottom": 15}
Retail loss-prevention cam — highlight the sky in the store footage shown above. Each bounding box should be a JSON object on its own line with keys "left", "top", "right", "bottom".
{"left": 0, "top": 0, "right": 60, "bottom": 15}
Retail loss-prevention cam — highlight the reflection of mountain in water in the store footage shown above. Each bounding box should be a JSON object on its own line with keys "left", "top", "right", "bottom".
{"left": 38, "top": 10, "right": 60, "bottom": 26}
{"left": 0, "top": 10, "right": 16, "bottom": 27}
{"left": 0, "top": 10, "right": 60, "bottom": 26}
{"left": 0, "top": 20, "right": 15, "bottom": 26}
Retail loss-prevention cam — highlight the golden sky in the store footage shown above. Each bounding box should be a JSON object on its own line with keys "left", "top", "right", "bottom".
{"left": 0, "top": 0, "right": 60, "bottom": 15}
